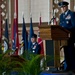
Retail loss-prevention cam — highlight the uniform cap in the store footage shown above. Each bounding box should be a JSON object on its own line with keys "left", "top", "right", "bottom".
{"left": 31, "top": 34, "right": 37, "bottom": 38}
{"left": 58, "top": 1, "right": 69, "bottom": 7}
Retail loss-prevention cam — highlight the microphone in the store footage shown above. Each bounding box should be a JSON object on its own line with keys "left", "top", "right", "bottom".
{"left": 49, "top": 17, "right": 57, "bottom": 25}
{"left": 49, "top": 18, "right": 54, "bottom": 24}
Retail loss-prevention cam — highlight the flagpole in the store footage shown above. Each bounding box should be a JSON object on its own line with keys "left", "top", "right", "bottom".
{"left": 4, "top": 15, "right": 9, "bottom": 53}
{"left": 39, "top": 12, "right": 41, "bottom": 25}
{"left": 38, "top": 12, "right": 41, "bottom": 29}
{"left": 7, "top": 0, "right": 9, "bottom": 28}
{"left": 15, "top": 0, "right": 18, "bottom": 20}
{"left": 22, "top": 12, "right": 24, "bottom": 18}
{"left": 0, "top": 9, "right": 2, "bottom": 43}
{"left": 21, "top": 13, "right": 28, "bottom": 55}
{"left": 14, "top": 0, "right": 19, "bottom": 55}
{"left": 0, "top": 4, "right": 3, "bottom": 53}
{"left": 48, "top": 0, "right": 50, "bottom": 25}
{"left": 30, "top": 12, "right": 32, "bottom": 18}
{"left": 28, "top": 13, "right": 34, "bottom": 50}
{"left": 14, "top": 0, "right": 18, "bottom": 24}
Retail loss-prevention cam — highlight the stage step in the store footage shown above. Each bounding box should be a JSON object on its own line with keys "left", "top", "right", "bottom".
{"left": 41, "top": 71, "right": 75, "bottom": 75}
{"left": 41, "top": 73, "right": 75, "bottom": 75}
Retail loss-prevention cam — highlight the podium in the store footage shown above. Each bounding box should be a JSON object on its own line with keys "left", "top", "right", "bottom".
{"left": 39, "top": 25, "right": 70, "bottom": 68}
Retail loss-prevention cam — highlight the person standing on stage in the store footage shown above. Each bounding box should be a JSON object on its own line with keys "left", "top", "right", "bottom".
{"left": 58, "top": 1, "right": 75, "bottom": 71}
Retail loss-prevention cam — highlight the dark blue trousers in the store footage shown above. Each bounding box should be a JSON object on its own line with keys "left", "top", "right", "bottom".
{"left": 64, "top": 37, "right": 75, "bottom": 71}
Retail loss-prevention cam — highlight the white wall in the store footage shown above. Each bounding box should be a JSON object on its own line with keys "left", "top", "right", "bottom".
{"left": 18, "top": 0, "right": 50, "bottom": 23}
{"left": 18, "top": 0, "right": 30, "bottom": 23}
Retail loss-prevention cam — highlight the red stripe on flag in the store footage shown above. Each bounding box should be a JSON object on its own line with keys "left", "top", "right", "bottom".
{"left": 38, "top": 13, "right": 44, "bottom": 54}
{"left": 0, "top": 9, "right": 2, "bottom": 43}
{"left": 14, "top": 0, "right": 18, "bottom": 19}
{"left": 38, "top": 37, "right": 44, "bottom": 54}
{"left": 14, "top": 0, "right": 19, "bottom": 55}
{"left": 54, "top": 17, "right": 57, "bottom": 25}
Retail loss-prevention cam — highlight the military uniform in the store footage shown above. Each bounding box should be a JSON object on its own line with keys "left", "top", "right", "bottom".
{"left": 30, "top": 42, "right": 41, "bottom": 54}
{"left": 30, "top": 34, "right": 41, "bottom": 54}
{"left": 60, "top": 10, "right": 75, "bottom": 30}
{"left": 59, "top": 1, "right": 75, "bottom": 71}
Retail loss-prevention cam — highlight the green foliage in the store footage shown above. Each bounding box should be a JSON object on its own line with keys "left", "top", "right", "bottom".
{"left": 0, "top": 43, "right": 3, "bottom": 54}
{"left": 19, "top": 51, "right": 52, "bottom": 75}
{"left": 0, "top": 50, "right": 11, "bottom": 74}
{"left": 0, "top": 47, "right": 53, "bottom": 75}
{"left": 0, "top": 50, "right": 23, "bottom": 74}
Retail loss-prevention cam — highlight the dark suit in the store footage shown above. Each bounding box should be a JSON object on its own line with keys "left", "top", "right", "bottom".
{"left": 30, "top": 42, "right": 41, "bottom": 54}
{"left": 59, "top": 10, "right": 75, "bottom": 70}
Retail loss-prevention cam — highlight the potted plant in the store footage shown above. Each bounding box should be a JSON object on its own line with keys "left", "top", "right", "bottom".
{"left": 0, "top": 48, "right": 52, "bottom": 75}
{"left": 0, "top": 50, "right": 24, "bottom": 75}
{"left": 17, "top": 51, "right": 51, "bottom": 75}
